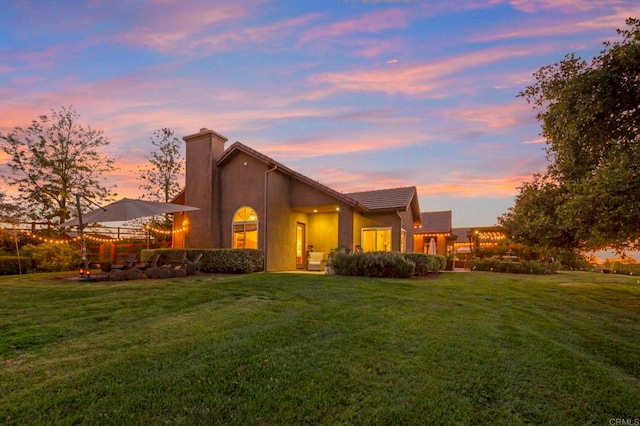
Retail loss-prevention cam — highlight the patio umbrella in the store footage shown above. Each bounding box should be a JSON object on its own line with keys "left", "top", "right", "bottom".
{"left": 428, "top": 237, "right": 437, "bottom": 255}
{"left": 60, "top": 198, "right": 199, "bottom": 227}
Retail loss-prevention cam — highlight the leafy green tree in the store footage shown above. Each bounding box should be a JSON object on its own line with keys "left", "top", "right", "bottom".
{"left": 512, "top": 18, "right": 640, "bottom": 251}
{"left": 137, "top": 128, "right": 184, "bottom": 203}
{"left": 499, "top": 174, "right": 579, "bottom": 251}
{"left": 136, "top": 128, "right": 184, "bottom": 231}
{"left": 0, "top": 107, "right": 117, "bottom": 225}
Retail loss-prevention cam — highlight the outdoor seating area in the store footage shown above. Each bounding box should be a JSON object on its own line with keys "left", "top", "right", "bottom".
{"left": 86, "top": 252, "right": 203, "bottom": 282}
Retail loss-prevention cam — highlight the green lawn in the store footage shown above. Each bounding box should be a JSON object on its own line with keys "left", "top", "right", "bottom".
{"left": 1, "top": 271, "right": 639, "bottom": 425}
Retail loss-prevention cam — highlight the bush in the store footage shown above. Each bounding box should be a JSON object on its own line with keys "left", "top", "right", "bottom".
{"left": 0, "top": 256, "right": 32, "bottom": 275}
{"left": 141, "top": 248, "right": 263, "bottom": 274}
{"left": 19, "top": 243, "right": 82, "bottom": 272}
{"left": 404, "top": 253, "right": 446, "bottom": 275}
{"left": 600, "top": 260, "right": 640, "bottom": 276}
{"left": 469, "top": 258, "right": 559, "bottom": 274}
{"left": 330, "top": 251, "right": 416, "bottom": 278}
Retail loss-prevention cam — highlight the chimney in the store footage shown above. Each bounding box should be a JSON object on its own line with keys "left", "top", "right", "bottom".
{"left": 182, "top": 128, "right": 228, "bottom": 248}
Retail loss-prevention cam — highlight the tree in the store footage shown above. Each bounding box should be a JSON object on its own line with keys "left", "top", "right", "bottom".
{"left": 136, "top": 128, "right": 184, "bottom": 229}
{"left": 137, "top": 128, "right": 184, "bottom": 203}
{"left": 498, "top": 174, "right": 579, "bottom": 251}
{"left": 0, "top": 107, "right": 117, "bottom": 225}
{"left": 511, "top": 18, "right": 640, "bottom": 251}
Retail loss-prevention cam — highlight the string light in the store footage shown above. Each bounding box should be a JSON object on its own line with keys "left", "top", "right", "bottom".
{"left": 84, "top": 234, "right": 128, "bottom": 243}
{"left": 19, "top": 230, "right": 138, "bottom": 244}
{"left": 145, "top": 221, "right": 189, "bottom": 235}
{"left": 20, "top": 230, "right": 79, "bottom": 244}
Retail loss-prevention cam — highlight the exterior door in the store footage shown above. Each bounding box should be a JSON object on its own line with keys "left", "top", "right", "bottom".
{"left": 296, "top": 223, "right": 306, "bottom": 269}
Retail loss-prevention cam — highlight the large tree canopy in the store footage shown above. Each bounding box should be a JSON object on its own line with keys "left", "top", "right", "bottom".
{"left": 0, "top": 107, "right": 117, "bottom": 225}
{"left": 502, "top": 18, "right": 640, "bottom": 252}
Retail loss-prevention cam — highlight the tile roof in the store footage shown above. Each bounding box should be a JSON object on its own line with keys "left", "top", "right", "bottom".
{"left": 414, "top": 211, "right": 452, "bottom": 234}
{"left": 345, "top": 187, "right": 417, "bottom": 212}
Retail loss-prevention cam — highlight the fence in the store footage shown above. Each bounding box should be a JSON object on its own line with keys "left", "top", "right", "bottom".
{"left": 1, "top": 221, "right": 172, "bottom": 265}
{"left": 87, "top": 240, "right": 171, "bottom": 265}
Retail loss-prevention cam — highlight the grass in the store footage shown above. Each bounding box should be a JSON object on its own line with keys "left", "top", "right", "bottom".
{"left": 1, "top": 270, "right": 639, "bottom": 425}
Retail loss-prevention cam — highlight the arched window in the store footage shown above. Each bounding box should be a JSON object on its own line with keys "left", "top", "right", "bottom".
{"left": 232, "top": 206, "right": 258, "bottom": 249}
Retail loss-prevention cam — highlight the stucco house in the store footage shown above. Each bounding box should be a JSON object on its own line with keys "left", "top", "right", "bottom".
{"left": 172, "top": 128, "right": 422, "bottom": 271}
{"left": 412, "top": 211, "right": 455, "bottom": 256}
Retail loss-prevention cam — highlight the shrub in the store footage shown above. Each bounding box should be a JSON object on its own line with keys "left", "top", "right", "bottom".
{"left": 404, "top": 253, "right": 445, "bottom": 275}
{"left": 19, "top": 243, "right": 82, "bottom": 272}
{"left": 469, "top": 258, "right": 559, "bottom": 274}
{"left": 0, "top": 256, "right": 32, "bottom": 275}
{"left": 141, "top": 248, "right": 263, "bottom": 274}
{"left": 600, "top": 260, "right": 640, "bottom": 276}
{"left": 330, "top": 251, "right": 415, "bottom": 278}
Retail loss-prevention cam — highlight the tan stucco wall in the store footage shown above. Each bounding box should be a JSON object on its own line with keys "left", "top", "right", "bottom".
{"left": 183, "top": 129, "right": 227, "bottom": 248}
{"left": 307, "top": 212, "right": 338, "bottom": 256}
{"left": 265, "top": 171, "right": 294, "bottom": 271}
{"left": 219, "top": 152, "right": 268, "bottom": 249}
{"left": 290, "top": 180, "right": 338, "bottom": 208}
{"left": 398, "top": 208, "right": 415, "bottom": 252}
{"left": 337, "top": 206, "right": 354, "bottom": 250}
{"left": 353, "top": 211, "right": 410, "bottom": 252}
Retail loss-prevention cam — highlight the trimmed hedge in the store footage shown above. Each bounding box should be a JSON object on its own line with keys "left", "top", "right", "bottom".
{"left": 141, "top": 248, "right": 263, "bottom": 274}
{"left": 0, "top": 256, "right": 31, "bottom": 275}
{"left": 330, "top": 251, "right": 416, "bottom": 278}
{"left": 404, "top": 253, "right": 446, "bottom": 275}
{"left": 469, "top": 258, "right": 559, "bottom": 274}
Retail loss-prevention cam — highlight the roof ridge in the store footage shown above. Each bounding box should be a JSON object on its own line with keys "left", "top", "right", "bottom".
{"left": 218, "top": 141, "right": 366, "bottom": 211}
{"left": 346, "top": 186, "right": 416, "bottom": 195}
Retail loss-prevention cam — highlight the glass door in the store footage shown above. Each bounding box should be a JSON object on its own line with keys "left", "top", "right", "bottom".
{"left": 296, "top": 223, "right": 305, "bottom": 269}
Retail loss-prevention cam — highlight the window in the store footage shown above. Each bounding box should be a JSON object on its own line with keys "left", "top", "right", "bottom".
{"left": 232, "top": 206, "right": 258, "bottom": 249}
{"left": 361, "top": 228, "right": 391, "bottom": 252}
{"left": 401, "top": 229, "right": 406, "bottom": 253}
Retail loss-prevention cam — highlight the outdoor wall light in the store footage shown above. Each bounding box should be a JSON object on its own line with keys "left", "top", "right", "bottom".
{"left": 313, "top": 209, "right": 318, "bottom": 213}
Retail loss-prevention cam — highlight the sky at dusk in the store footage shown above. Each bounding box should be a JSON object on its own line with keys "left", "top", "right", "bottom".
{"left": 1, "top": 0, "right": 639, "bottom": 227}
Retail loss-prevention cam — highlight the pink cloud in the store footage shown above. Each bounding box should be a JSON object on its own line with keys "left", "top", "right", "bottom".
{"left": 523, "top": 137, "right": 546, "bottom": 144}
{"left": 471, "top": 5, "right": 640, "bottom": 42}
{"left": 115, "top": 1, "right": 256, "bottom": 53}
{"left": 443, "top": 101, "right": 534, "bottom": 130}
{"left": 243, "top": 13, "right": 323, "bottom": 43}
{"left": 506, "top": 0, "right": 606, "bottom": 14}
{"left": 298, "top": 8, "right": 412, "bottom": 46}
{"left": 416, "top": 173, "right": 531, "bottom": 198}
{"left": 294, "top": 165, "right": 531, "bottom": 199}
{"left": 309, "top": 45, "right": 546, "bottom": 97}
{"left": 259, "top": 132, "right": 426, "bottom": 161}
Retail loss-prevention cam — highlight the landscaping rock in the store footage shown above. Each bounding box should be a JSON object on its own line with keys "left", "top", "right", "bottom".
{"left": 109, "top": 269, "right": 125, "bottom": 281}
{"left": 125, "top": 268, "right": 144, "bottom": 281}
{"left": 170, "top": 267, "right": 187, "bottom": 278}
{"left": 145, "top": 267, "right": 161, "bottom": 279}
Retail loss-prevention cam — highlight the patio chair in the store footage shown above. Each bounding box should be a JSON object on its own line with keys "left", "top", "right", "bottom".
{"left": 135, "top": 252, "right": 160, "bottom": 271}
{"left": 185, "top": 253, "right": 203, "bottom": 276}
{"left": 111, "top": 254, "right": 137, "bottom": 271}
{"left": 308, "top": 251, "right": 324, "bottom": 271}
